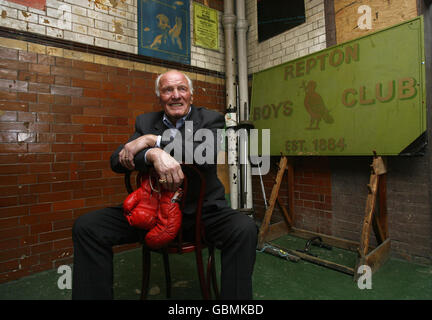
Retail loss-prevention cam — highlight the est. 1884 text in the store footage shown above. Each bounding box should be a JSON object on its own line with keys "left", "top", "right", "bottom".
{"left": 285, "top": 137, "right": 347, "bottom": 153}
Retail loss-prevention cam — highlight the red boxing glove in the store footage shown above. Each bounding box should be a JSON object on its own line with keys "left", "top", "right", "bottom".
{"left": 123, "top": 175, "right": 160, "bottom": 230}
{"left": 144, "top": 189, "right": 183, "bottom": 249}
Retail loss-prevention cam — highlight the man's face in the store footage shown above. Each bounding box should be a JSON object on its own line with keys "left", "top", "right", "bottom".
{"left": 158, "top": 71, "right": 193, "bottom": 124}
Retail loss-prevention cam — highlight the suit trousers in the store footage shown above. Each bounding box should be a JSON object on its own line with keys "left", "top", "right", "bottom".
{"left": 72, "top": 204, "right": 257, "bottom": 300}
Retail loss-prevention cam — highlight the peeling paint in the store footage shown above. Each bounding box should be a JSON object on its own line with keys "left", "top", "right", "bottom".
{"left": 90, "top": 0, "right": 127, "bottom": 10}
{"left": 21, "top": 11, "right": 30, "bottom": 18}
{"left": 94, "top": 0, "right": 109, "bottom": 10}
{"left": 1, "top": 10, "right": 7, "bottom": 19}
{"left": 109, "top": 0, "right": 118, "bottom": 7}
{"left": 44, "top": 19, "right": 50, "bottom": 24}
{"left": 113, "top": 20, "right": 123, "bottom": 34}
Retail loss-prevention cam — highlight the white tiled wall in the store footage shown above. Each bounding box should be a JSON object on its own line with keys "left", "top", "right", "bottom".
{"left": 246, "top": 0, "right": 327, "bottom": 74}
{"left": 0, "top": 0, "right": 326, "bottom": 74}
{"left": 0, "top": 0, "right": 225, "bottom": 72}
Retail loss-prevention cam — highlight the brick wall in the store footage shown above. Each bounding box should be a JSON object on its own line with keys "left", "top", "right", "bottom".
{"left": 0, "top": 36, "right": 225, "bottom": 283}
{"left": 252, "top": 156, "right": 332, "bottom": 236}
{"left": 0, "top": 0, "right": 225, "bottom": 72}
{"left": 246, "top": 0, "right": 327, "bottom": 74}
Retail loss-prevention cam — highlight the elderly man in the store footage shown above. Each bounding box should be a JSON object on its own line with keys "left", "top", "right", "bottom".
{"left": 72, "top": 70, "right": 257, "bottom": 300}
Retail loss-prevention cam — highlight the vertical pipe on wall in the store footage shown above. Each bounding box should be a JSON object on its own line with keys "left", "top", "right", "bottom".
{"left": 235, "top": 0, "right": 253, "bottom": 210}
{"left": 223, "top": 0, "right": 239, "bottom": 209}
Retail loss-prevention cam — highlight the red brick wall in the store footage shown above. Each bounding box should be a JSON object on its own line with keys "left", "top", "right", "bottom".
{"left": 252, "top": 156, "right": 332, "bottom": 235}
{"left": 0, "top": 45, "right": 226, "bottom": 283}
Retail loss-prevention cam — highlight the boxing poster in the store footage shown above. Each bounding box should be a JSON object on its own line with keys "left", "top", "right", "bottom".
{"left": 137, "top": 0, "right": 191, "bottom": 65}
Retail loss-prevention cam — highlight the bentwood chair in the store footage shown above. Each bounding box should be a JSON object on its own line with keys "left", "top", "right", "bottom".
{"left": 124, "top": 164, "right": 219, "bottom": 300}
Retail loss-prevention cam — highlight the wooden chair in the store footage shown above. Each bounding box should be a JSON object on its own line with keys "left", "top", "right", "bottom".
{"left": 124, "top": 164, "right": 219, "bottom": 300}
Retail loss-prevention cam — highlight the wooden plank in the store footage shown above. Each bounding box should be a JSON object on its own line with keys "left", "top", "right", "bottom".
{"left": 264, "top": 221, "right": 290, "bottom": 242}
{"left": 359, "top": 172, "right": 379, "bottom": 257}
{"left": 360, "top": 156, "right": 387, "bottom": 254}
{"left": 270, "top": 243, "right": 355, "bottom": 275}
{"left": 289, "top": 227, "right": 361, "bottom": 252}
{"left": 334, "top": 0, "right": 418, "bottom": 44}
{"left": 372, "top": 156, "right": 387, "bottom": 175}
{"left": 366, "top": 238, "right": 391, "bottom": 273}
{"left": 258, "top": 156, "right": 287, "bottom": 246}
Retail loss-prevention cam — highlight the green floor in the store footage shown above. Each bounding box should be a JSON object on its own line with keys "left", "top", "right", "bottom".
{"left": 1, "top": 234, "right": 431, "bottom": 300}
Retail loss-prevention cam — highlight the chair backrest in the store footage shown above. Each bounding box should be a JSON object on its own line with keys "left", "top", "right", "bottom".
{"left": 124, "top": 165, "right": 207, "bottom": 253}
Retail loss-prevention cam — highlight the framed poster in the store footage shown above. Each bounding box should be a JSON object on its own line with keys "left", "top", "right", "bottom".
{"left": 138, "top": 0, "right": 191, "bottom": 65}
{"left": 193, "top": 2, "right": 219, "bottom": 50}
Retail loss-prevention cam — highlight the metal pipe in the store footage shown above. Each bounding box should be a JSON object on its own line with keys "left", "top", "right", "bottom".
{"left": 223, "top": 0, "right": 239, "bottom": 209}
{"left": 235, "top": 0, "right": 253, "bottom": 209}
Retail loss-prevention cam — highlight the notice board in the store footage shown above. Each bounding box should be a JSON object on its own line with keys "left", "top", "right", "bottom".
{"left": 250, "top": 17, "right": 426, "bottom": 156}
{"left": 193, "top": 2, "right": 219, "bottom": 50}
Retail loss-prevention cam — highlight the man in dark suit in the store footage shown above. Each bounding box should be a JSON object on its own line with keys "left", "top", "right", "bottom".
{"left": 72, "top": 70, "right": 257, "bottom": 300}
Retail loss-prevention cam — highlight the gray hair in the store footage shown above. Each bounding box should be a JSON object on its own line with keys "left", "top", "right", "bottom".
{"left": 155, "top": 71, "right": 194, "bottom": 97}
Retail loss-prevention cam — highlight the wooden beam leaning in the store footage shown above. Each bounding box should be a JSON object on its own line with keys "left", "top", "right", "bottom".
{"left": 359, "top": 169, "right": 380, "bottom": 259}
{"left": 355, "top": 154, "right": 389, "bottom": 280}
{"left": 257, "top": 156, "right": 288, "bottom": 247}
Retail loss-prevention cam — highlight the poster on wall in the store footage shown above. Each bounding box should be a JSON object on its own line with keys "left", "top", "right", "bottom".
{"left": 251, "top": 17, "right": 426, "bottom": 156}
{"left": 137, "top": 0, "right": 190, "bottom": 65}
{"left": 193, "top": 2, "right": 219, "bottom": 50}
{"left": 6, "top": 0, "right": 46, "bottom": 10}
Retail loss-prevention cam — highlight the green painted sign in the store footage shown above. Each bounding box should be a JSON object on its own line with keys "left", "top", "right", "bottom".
{"left": 251, "top": 17, "right": 426, "bottom": 156}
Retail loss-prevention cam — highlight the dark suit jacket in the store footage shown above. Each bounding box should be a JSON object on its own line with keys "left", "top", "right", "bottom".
{"left": 110, "top": 105, "right": 228, "bottom": 216}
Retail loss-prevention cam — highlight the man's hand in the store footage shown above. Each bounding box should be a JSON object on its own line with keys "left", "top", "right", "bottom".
{"left": 146, "top": 148, "right": 184, "bottom": 191}
{"left": 119, "top": 134, "right": 157, "bottom": 170}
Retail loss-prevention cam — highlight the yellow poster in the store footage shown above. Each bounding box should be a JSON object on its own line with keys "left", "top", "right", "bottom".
{"left": 193, "top": 2, "right": 219, "bottom": 50}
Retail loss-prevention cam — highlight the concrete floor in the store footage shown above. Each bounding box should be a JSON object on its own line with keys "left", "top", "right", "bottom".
{"left": 1, "top": 234, "right": 431, "bottom": 300}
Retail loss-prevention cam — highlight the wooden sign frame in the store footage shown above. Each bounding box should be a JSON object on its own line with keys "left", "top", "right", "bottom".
{"left": 257, "top": 153, "right": 390, "bottom": 278}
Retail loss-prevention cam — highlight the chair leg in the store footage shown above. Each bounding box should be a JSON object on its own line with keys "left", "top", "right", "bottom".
{"left": 207, "top": 247, "right": 219, "bottom": 299}
{"left": 206, "top": 252, "right": 213, "bottom": 299}
{"left": 195, "top": 249, "right": 210, "bottom": 300}
{"left": 162, "top": 250, "right": 172, "bottom": 299}
{"left": 141, "top": 246, "right": 151, "bottom": 300}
